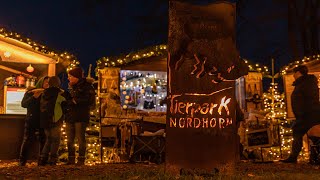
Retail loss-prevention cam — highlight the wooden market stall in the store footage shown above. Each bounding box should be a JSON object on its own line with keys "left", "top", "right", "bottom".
{"left": 97, "top": 45, "right": 167, "bottom": 163}
{"left": 96, "top": 45, "right": 268, "bottom": 163}
{"left": 281, "top": 55, "right": 320, "bottom": 155}
{"left": 0, "top": 27, "right": 77, "bottom": 159}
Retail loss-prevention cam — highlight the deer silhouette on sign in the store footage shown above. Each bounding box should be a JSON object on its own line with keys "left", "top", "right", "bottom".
{"left": 169, "top": 20, "right": 247, "bottom": 83}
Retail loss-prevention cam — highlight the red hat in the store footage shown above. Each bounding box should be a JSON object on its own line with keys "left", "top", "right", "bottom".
{"left": 68, "top": 67, "right": 84, "bottom": 79}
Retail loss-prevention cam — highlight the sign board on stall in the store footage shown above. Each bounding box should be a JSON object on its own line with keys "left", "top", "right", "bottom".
{"left": 4, "top": 86, "right": 26, "bottom": 114}
{"left": 166, "top": 1, "right": 248, "bottom": 174}
{"left": 246, "top": 128, "right": 272, "bottom": 148}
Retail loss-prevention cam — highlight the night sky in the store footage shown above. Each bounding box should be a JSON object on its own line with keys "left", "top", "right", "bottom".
{"left": 0, "top": 0, "right": 290, "bottom": 74}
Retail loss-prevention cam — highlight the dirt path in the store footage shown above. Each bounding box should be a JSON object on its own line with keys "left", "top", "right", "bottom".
{"left": 1, "top": 160, "right": 320, "bottom": 179}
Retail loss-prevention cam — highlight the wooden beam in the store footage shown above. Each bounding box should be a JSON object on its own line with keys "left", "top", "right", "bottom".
{"left": 0, "top": 65, "right": 35, "bottom": 78}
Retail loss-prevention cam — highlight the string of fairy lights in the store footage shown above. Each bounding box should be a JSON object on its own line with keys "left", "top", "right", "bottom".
{"left": 96, "top": 44, "right": 269, "bottom": 74}
{"left": 280, "top": 54, "right": 320, "bottom": 75}
{"left": 0, "top": 27, "right": 79, "bottom": 69}
{"left": 261, "top": 83, "right": 308, "bottom": 161}
{"left": 96, "top": 44, "right": 167, "bottom": 69}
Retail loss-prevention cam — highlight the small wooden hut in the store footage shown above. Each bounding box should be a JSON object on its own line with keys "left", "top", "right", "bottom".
{"left": 0, "top": 27, "right": 77, "bottom": 111}
{"left": 0, "top": 27, "right": 77, "bottom": 159}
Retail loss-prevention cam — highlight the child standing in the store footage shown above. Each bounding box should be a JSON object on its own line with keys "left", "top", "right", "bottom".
{"left": 38, "top": 76, "right": 71, "bottom": 165}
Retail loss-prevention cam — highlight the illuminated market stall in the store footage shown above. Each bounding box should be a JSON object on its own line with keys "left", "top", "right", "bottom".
{"left": 96, "top": 44, "right": 269, "bottom": 164}
{"left": 0, "top": 27, "right": 77, "bottom": 159}
{"left": 96, "top": 45, "right": 167, "bottom": 163}
{"left": 278, "top": 54, "right": 320, "bottom": 161}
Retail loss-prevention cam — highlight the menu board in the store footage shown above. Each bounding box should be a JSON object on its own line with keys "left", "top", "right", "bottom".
{"left": 4, "top": 87, "right": 26, "bottom": 114}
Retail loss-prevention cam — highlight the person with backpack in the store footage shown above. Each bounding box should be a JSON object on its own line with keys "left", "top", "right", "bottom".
{"left": 38, "top": 76, "right": 71, "bottom": 166}
{"left": 66, "top": 67, "right": 95, "bottom": 165}
{"left": 19, "top": 76, "right": 49, "bottom": 166}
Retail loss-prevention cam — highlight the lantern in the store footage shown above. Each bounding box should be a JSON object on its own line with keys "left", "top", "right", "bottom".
{"left": 26, "top": 64, "right": 34, "bottom": 73}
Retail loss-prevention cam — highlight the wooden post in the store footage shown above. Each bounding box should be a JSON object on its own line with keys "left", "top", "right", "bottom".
{"left": 48, "top": 63, "right": 56, "bottom": 76}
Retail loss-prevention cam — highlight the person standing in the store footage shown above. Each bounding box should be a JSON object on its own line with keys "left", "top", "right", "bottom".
{"left": 38, "top": 76, "right": 71, "bottom": 166}
{"left": 66, "top": 67, "right": 95, "bottom": 165}
{"left": 19, "top": 76, "right": 49, "bottom": 166}
{"left": 280, "top": 65, "right": 320, "bottom": 163}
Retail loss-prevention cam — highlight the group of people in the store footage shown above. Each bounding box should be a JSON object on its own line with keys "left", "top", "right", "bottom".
{"left": 18, "top": 64, "right": 320, "bottom": 165}
{"left": 19, "top": 67, "right": 95, "bottom": 166}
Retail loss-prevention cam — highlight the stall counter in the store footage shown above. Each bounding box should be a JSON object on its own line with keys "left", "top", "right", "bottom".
{"left": 0, "top": 114, "right": 38, "bottom": 160}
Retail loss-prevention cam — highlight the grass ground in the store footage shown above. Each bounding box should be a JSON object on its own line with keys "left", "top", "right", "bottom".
{"left": 0, "top": 160, "right": 320, "bottom": 179}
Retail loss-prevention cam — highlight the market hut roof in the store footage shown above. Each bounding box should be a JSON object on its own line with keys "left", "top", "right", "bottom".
{"left": 97, "top": 44, "right": 269, "bottom": 74}
{"left": 0, "top": 27, "right": 79, "bottom": 75}
{"left": 280, "top": 54, "right": 320, "bottom": 75}
{"left": 96, "top": 45, "right": 167, "bottom": 69}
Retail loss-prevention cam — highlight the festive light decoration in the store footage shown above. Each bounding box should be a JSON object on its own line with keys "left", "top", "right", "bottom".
{"left": 261, "top": 83, "right": 308, "bottom": 161}
{"left": 120, "top": 70, "right": 167, "bottom": 113}
{"left": 96, "top": 44, "right": 268, "bottom": 77}
{"left": 58, "top": 96, "right": 101, "bottom": 165}
{"left": 67, "top": 60, "right": 80, "bottom": 72}
{"left": 280, "top": 54, "right": 320, "bottom": 75}
{"left": 242, "top": 58, "right": 269, "bottom": 74}
{"left": 0, "top": 27, "right": 79, "bottom": 69}
{"left": 96, "top": 45, "right": 167, "bottom": 69}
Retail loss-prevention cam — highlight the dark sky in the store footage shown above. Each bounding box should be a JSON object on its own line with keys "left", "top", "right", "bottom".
{"left": 0, "top": 0, "right": 290, "bottom": 74}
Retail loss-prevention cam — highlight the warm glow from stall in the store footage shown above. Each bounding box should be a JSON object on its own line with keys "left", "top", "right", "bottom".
{"left": 0, "top": 41, "right": 56, "bottom": 64}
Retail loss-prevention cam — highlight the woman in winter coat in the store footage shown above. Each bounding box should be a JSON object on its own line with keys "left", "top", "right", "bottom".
{"left": 19, "top": 76, "right": 49, "bottom": 166}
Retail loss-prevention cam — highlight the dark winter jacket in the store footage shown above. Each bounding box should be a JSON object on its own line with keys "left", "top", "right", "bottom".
{"left": 40, "top": 87, "right": 71, "bottom": 128}
{"left": 291, "top": 74, "right": 320, "bottom": 124}
{"left": 21, "top": 77, "right": 48, "bottom": 129}
{"left": 67, "top": 78, "right": 95, "bottom": 123}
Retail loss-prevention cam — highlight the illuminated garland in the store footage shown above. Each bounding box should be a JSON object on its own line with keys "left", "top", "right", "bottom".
{"left": 96, "top": 45, "right": 167, "bottom": 69}
{"left": 96, "top": 44, "right": 268, "bottom": 75}
{"left": 280, "top": 54, "right": 320, "bottom": 75}
{"left": 67, "top": 60, "right": 81, "bottom": 72}
{"left": 0, "top": 27, "right": 79, "bottom": 69}
{"left": 242, "top": 58, "right": 269, "bottom": 74}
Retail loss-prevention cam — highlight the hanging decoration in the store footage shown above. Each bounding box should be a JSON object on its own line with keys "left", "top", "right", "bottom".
{"left": 26, "top": 64, "right": 34, "bottom": 73}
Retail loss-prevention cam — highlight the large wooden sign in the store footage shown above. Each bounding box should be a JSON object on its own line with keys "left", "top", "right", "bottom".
{"left": 166, "top": 1, "right": 248, "bottom": 174}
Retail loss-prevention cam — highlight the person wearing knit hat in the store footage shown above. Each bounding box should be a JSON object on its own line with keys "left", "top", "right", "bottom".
{"left": 66, "top": 66, "right": 95, "bottom": 165}
{"left": 68, "top": 67, "right": 84, "bottom": 80}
